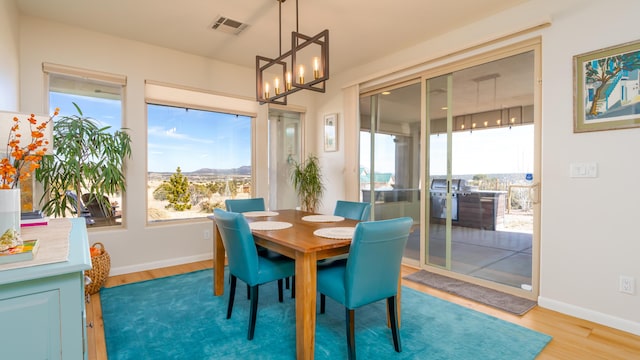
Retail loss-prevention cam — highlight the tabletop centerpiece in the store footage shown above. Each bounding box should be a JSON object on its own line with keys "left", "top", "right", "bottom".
{"left": 0, "top": 109, "right": 58, "bottom": 249}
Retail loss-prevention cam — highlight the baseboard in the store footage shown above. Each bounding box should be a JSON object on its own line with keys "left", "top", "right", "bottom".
{"left": 538, "top": 296, "right": 640, "bottom": 336}
{"left": 109, "top": 252, "right": 213, "bottom": 276}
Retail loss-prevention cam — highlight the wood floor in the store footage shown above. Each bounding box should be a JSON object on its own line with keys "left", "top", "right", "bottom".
{"left": 86, "top": 260, "right": 640, "bottom": 360}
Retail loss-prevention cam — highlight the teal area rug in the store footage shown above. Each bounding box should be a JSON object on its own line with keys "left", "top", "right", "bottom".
{"left": 101, "top": 269, "right": 551, "bottom": 359}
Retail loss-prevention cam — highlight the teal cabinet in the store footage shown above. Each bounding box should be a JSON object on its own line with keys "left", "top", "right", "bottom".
{"left": 0, "top": 218, "right": 92, "bottom": 360}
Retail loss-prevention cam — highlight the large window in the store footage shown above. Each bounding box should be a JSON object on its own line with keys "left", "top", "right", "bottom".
{"left": 47, "top": 68, "right": 126, "bottom": 228}
{"left": 146, "top": 104, "right": 252, "bottom": 223}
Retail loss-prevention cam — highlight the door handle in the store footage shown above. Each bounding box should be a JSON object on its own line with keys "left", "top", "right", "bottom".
{"left": 530, "top": 182, "right": 541, "bottom": 205}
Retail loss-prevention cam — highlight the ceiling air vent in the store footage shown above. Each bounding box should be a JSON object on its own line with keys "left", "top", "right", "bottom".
{"left": 210, "top": 15, "right": 248, "bottom": 35}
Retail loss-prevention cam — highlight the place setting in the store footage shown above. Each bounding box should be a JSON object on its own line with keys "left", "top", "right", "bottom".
{"left": 301, "top": 214, "right": 344, "bottom": 222}
{"left": 248, "top": 221, "right": 292, "bottom": 231}
{"left": 242, "top": 210, "right": 279, "bottom": 217}
{"left": 313, "top": 226, "right": 355, "bottom": 240}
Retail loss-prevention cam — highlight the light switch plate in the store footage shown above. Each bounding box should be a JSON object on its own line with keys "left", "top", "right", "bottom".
{"left": 570, "top": 162, "right": 598, "bottom": 178}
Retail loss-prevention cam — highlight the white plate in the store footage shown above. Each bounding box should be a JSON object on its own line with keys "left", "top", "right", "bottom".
{"left": 243, "top": 211, "right": 279, "bottom": 217}
{"left": 302, "top": 215, "right": 345, "bottom": 222}
{"left": 313, "top": 227, "right": 356, "bottom": 239}
{"left": 249, "top": 221, "right": 292, "bottom": 231}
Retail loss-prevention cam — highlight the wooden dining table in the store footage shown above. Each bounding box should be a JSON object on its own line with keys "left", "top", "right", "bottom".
{"left": 211, "top": 209, "right": 359, "bottom": 360}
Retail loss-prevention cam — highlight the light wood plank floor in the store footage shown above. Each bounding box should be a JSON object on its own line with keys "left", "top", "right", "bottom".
{"left": 86, "top": 260, "right": 640, "bottom": 360}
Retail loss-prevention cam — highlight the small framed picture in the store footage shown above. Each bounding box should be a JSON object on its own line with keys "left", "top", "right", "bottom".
{"left": 324, "top": 113, "right": 338, "bottom": 152}
{"left": 573, "top": 39, "right": 640, "bottom": 133}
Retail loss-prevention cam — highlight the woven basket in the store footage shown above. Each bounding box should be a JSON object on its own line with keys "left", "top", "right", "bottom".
{"left": 85, "top": 242, "right": 111, "bottom": 295}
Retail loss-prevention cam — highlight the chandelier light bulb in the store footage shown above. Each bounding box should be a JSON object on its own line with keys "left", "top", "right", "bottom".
{"left": 298, "top": 65, "right": 305, "bottom": 84}
{"left": 313, "top": 57, "right": 320, "bottom": 79}
{"left": 264, "top": 82, "right": 270, "bottom": 99}
{"left": 274, "top": 78, "right": 280, "bottom": 95}
{"left": 286, "top": 72, "right": 292, "bottom": 90}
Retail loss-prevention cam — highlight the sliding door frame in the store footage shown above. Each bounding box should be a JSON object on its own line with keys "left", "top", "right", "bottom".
{"left": 418, "top": 38, "right": 542, "bottom": 300}
{"left": 359, "top": 37, "right": 542, "bottom": 300}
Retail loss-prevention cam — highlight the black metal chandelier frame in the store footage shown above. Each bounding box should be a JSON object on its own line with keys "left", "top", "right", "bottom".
{"left": 256, "top": 0, "right": 329, "bottom": 105}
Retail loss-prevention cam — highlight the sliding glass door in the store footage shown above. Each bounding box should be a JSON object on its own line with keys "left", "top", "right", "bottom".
{"left": 359, "top": 42, "right": 540, "bottom": 298}
{"left": 359, "top": 82, "right": 422, "bottom": 261}
{"left": 426, "top": 50, "right": 538, "bottom": 296}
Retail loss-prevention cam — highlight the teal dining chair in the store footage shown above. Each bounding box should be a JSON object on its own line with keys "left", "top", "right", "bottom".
{"left": 225, "top": 197, "right": 266, "bottom": 213}
{"left": 225, "top": 197, "right": 295, "bottom": 296}
{"left": 318, "top": 200, "right": 373, "bottom": 266}
{"left": 334, "top": 200, "right": 371, "bottom": 221}
{"left": 213, "top": 209, "right": 295, "bottom": 340}
{"left": 317, "top": 217, "right": 413, "bottom": 360}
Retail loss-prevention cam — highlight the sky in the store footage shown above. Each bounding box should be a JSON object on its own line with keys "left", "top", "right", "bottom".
{"left": 430, "top": 125, "right": 534, "bottom": 176}
{"left": 360, "top": 124, "right": 534, "bottom": 177}
{"left": 50, "top": 93, "right": 252, "bottom": 173}
{"left": 146, "top": 105, "right": 251, "bottom": 173}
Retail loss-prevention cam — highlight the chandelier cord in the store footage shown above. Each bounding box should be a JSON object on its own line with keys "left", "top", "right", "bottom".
{"left": 278, "top": 0, "right": 282, "bottom": 56}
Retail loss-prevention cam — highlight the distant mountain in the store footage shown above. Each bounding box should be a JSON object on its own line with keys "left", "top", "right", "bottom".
{"left": 148, "top": 166, "right": 251, "bottom": 177}
{"left": 188, "top": 166, "right": 252, "bottom": 175}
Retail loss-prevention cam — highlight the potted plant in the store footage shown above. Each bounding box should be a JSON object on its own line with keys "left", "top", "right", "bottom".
{"left": 36, "top": 103, "right": 132, "bottom": 221}
{"left": 290, "top": 154, "right": 324, "bottom": 213}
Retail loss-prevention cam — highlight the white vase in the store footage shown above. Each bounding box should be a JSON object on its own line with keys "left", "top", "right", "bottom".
{"left": 0, "top": 189, "right": 21, "bottom": 236}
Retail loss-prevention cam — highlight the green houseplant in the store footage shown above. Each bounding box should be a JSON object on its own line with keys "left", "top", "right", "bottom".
{"left": 36, "top": 103, "right": 132, "bottom": 219}
{"left": 290, "top": 154, "right": 324, "bottom": 212}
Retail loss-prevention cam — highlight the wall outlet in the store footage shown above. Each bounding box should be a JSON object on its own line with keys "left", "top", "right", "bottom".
{"left": 619, "top": 276, "right": 635, "bottom": 295}
{"left": 203, "top": 229, "right": 211, "bottom": 240}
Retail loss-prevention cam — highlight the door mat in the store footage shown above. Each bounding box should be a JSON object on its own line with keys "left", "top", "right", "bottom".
{"left": 403, "top": 270, "right": 537, "bottom": 315}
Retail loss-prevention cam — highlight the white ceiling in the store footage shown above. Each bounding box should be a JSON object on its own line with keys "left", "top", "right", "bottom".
{"left": 16, "top": 0, "right": 529, "bottom": 75}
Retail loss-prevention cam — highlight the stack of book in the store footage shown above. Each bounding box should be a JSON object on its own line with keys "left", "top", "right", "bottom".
{"left": 0, "top": 239, "right": 40, "bottom": 265}
{"left": 20, "top": 210, "right": 49, "bottom": 227}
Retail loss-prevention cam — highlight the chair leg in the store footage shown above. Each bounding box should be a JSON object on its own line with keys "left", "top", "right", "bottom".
{"left": 320, "top": 293, "right": 326, "bottom": 314}
{"left": 248, "top": 285, "right": 259, "bottom": 340}
{"left": 247, "top": 284, "right": 250, "bottom": 300}
{"left": 345, "top": 308, "right": 356, "bottom": 360}
{"left": 285, "top": 277, "right": 290, "bottom": 289}
{"left": 387, "top": 296, "right": 402, "bottom": 353}
{"left": 291, "top": 276, "right": 295, "bottom": 298}
{"left": 277, "top": 279, "right": 284, "bottom": 302}
{"left": 227, "top": 275, "right": 237, "bottom": 319}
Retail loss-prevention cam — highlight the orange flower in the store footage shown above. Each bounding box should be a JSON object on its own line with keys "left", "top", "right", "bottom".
{"left": 1, "top": 109, "right": 58, "bottom": 189}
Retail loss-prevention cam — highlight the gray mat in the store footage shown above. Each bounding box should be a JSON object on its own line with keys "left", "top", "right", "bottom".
{"left": 403, "top": 270, "right": 537, "bottom": 315}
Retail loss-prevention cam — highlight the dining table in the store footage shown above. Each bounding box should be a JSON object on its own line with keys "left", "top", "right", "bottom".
{"left": 211, "top": 209, "right": 360, "bottom": 360}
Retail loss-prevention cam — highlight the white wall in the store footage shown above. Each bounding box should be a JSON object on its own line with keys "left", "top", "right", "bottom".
{"left": 314, "top": 0, "right": 640, "bottom": 335}
{"left": 0, "top": 0, "right": 19, "bottom": 111}
{"left": 11, "top": 0, "right": 640, "bottom": 336}
{"left": 537, "top": 0, "right": 640, "bottom": 335}
{"left": 17, "top": 16, "right": 275, "bottom": 274}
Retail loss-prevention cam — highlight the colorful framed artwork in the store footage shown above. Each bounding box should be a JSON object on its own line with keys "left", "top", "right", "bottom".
{"left": 324, "top": 113, "right": 338, "bottom": 152}
{"left": 574, "top": 39, "right": 640, "bottom": 132}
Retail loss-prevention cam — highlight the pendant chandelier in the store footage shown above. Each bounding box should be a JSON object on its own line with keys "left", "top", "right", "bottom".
{"left": 256, "top": 0, "right": 329, "bottom": 105}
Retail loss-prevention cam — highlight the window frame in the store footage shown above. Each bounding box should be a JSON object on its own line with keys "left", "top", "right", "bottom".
{"left": 144, "top": 81, "right": 259, "bottom": 226}
{"left": 43, "top": 63, "right": 127, "bottom": 229}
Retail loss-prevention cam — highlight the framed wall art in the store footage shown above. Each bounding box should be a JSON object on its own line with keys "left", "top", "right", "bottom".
{"left": 324, "top": 113, "right": 338, "bottom": 152}
{"left": 574, "top": 39, "right": 640, "bottom": 132}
